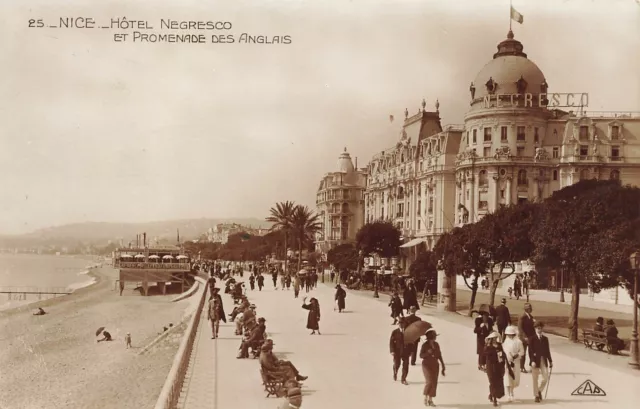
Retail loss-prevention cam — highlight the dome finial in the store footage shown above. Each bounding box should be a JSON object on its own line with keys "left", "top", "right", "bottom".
{"left": 344, "top": 146, "right": 347, "bottom": 152}
{"left": 404, "top": 108, "right": 409, "bottom": 119}
{"left": 507, "top": 30, "right": 514, "bottom": 39}
{"left": 421, "top": 98, "right": 426, "bottom": 111}
{"left": 435, "top": 99, "right": 440, "bottom": 112}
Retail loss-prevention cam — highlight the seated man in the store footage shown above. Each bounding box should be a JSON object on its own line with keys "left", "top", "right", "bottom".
{"left": 605, "top": 319, "right": 625, "bottom": 354}
{"left": 230, "top": 298, "right": 249, "bottom": 321}
{"left": 259, "top": 339, "right": 307, "bottom": 383}
{"left": 236, "top": 304, "right": 256, "bottom": 335}
{"left": 593, "top": 317, "right": 604, "bottom": 332}
{"left": 238, "top": 317, "right": 267, "bottom": 358}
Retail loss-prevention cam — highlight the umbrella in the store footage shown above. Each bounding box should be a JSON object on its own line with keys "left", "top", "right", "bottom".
{"left": 121, "top": 254, "right": 132, "bottom": 258}
{"left": 472, "top": 303, "right": 496, "bottom": 317}
{"left": 403, "top": 320, "right": 433, "bottom": 344}
{"left": 176, "top": 255, "right": 188, "bottom": 259}
{"left": 226, "top": 278, "right": 236, "bottom": 285}
{"left": 162, "top": 255, "right": 174, "bottom": 259}
{"left": 95, "top": 326, "right": 105, "bottom": 336}
{"left": 134, "top": 254, "right": 145, "bottom": 258}
{"left": 148, "top": 255, "right": 160, "bottom": 259}
{"left": 297, "top": 269, "right": 308, "bottom": 275}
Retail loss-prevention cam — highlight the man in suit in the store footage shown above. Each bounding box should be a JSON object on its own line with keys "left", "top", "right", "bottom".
{"left": 495, "top": 298, "right": 512, "bottom": 340}
{"left": 404, "top": 306, "right": 422, "bottom": 366}
{"left": 389, "top": 318, "right": 406, "bottom": 382}
{"left": 518, "top": 302, "right": 535, "bottom": 373}
{"left": 528, "top": 321, "right": 553, "bottom": 402}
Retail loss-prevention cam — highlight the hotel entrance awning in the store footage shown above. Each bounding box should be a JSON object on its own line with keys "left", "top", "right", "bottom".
{"left": 399, "top": 238, "right": 426, "bottom": 248}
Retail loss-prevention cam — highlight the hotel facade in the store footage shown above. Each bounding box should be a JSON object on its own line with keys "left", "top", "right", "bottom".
{"left": 317, "top": 30, "right": 640, "bottom": 304}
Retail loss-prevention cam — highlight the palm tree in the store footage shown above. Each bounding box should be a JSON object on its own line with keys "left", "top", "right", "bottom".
{"left": 290, "top": 205, "right": 322, "bottom": 274}
{"left": 266, "top": 201, "right": 296, "bottom": 273}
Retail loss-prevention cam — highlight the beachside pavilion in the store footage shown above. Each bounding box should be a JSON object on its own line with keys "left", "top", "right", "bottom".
{"left": 113, "top": 246, "right": 192, "bottom": 296}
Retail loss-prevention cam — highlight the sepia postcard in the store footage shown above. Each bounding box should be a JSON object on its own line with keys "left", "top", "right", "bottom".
{"left": 1, "top": 0, "right": 639, "bottom": 408}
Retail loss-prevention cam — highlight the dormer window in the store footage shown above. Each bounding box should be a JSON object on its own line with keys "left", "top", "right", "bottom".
{"left": 611, "top": 126, "right": 620, "bottom": 140}
{"left": 516, "top": 76, "right": 528, "bottom": 94}
{"left": 579, "top": 126, "right": 589, "bottom": 141}
{"left": 485, "top": 77, "right": 497, "bottom": 94}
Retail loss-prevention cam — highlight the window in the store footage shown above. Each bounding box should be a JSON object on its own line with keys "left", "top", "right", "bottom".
{"left": 479, "top": 200, "right": 488, "bottom": 210}
{"left": 465, "top": 131, "right": 469, "bottom": 144}
{"left": 501, "top": 126, "right": 508, "bottom": 142}
{"left": 478, "top": 170, "right": 488, "bottom": 187}
{"left": 611, "top": 146, "right": 620, "bottom": 158}
{"left": 610, "top": 170, "right": 620, "bottom": 180}
{"left": 517, "top": 147, "right": 525, "bottom": 157}
{"left": 417, "top": 201, "right": 421, "bottom": 215}
{"left": 428, "top": 197, "right": 434, "bottom": 213}
{"left": 517, "top": 170, "right": 528, "bottom": 186}
{"left": 483, "top": 147, "right": 491, "bottom": 157}
{"left": 579, "top": 126, "right": 589, "bottom": 141}
{"left": 500, "top": 189, "right": 505, "bottom": 198}
{"left": 553, "top": 170, "right": 558, "bottom": 181}
{"left": 397, "top": 203, "right": 404, "bottom": 218}
{"left": 580, "top": 169, "right": 590, "bottom": 180}
{"left": 418, "top": 219, "right": 421, "bottom": 230}
{"left": 381, "top": 209, "right": 384, "bottom": 219}
{"left": 534, "top": 127, "right": 539, "bottom": 143}
{"left": 472, "top": 129, "right": 477, "bottom": 144}
{"left": 484, "top": 127, "right": 492, "bottom": 142}
{"left": 518, "top": 197, "right": 528, "bottom": 205}
{"left": 579, "top": 145, "right": 588, "bottom": 157}
{"left": 552, "top": 147, "right": 559, "bottom": 158}
{"left": 611, "top": 126, "right": 620, "bottom": 140}
{"left": 517, "top": 126, "right": 525, "bottom": 141}
{"left": 397, "top": 186, "right": 404, "bottom": 199}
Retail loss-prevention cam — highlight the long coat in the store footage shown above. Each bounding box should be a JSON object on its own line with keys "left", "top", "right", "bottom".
{"left": 302, "top": 301, "right": 320, "bottom": 330}
{"left": 403, "top": 286, "right": 418, "bottom": 310}
{"left": 484, "top": 344, "right": 507, "bottom": 400}
{"left": 335, "top": 287, "right": 346, "bottom": 310}
{"left": 389, "top": 328, "right": 405, "bottom": 355}
{"left": 389, "top": 296, "right": 403, "bottom": 318}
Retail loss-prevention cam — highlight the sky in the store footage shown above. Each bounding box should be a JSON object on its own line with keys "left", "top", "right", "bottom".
{"left": 0, "top": 0, "right": 638, "bottom": 234}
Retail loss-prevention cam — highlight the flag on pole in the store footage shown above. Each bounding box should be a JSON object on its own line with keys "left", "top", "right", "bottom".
{"left": 510, "top": 6, "right": 524, "bottom": 24}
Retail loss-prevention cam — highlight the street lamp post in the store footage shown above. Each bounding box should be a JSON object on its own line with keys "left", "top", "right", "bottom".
{"left": 629, "top": 252, "right": 639, "bottom": 369}
{"left": 560, "top": 261, "right": 566, "bottom": 303}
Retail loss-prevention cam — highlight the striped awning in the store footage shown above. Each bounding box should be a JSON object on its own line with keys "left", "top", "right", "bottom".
{"left": 400, "top": 238, "right": 426, "bottom": 248}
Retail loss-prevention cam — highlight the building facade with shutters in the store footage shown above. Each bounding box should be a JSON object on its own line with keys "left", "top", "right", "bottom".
{"left": 315, "top": 148, "right": 367, "bottom": 257}
{"left": 361, "top": 30, "right": 640, "bottom": 283}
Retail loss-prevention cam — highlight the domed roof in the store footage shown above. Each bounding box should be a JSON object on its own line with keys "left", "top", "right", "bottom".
{"left": 337, "top": 147, "right": 355, "bottom": 173}
{"left": 471, "top": 31, "right": 547, "bottom": 102}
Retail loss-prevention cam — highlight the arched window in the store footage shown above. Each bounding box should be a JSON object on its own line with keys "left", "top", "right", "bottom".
{"left": 517, "top": 170, "right": 528, "bottom": 186}
{"left": 610, "top": 170, "right": 620, "bottom": 180}
{"left": 397, "top": 186, "right": 404, "bottom": 199}
{"left": 580, "top": 169, "right": 590, "bottom": 180}
{"left": 342, "top": 203, "right": 350, "bottom": 213}
{"left": 332, "top": 203, "right": 340, "bottom": 213}
{"left": 478, "top": 170, "right": 488, "bottom": 187}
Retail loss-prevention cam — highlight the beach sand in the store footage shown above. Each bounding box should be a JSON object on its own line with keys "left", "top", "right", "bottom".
{"left": 0, "top": 266, "right": 198, "bottom": 409}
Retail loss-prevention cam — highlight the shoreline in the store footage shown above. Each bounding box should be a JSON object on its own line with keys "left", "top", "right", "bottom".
{"left": 0, "top": 265, "right": 105, "bottom": 317}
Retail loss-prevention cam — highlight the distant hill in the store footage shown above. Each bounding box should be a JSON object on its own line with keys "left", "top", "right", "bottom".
{"left": 0, "top": 218, "right": 272, "bottom": 247}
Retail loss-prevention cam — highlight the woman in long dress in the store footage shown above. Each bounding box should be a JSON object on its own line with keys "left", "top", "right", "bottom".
{"left": 302, "top": 297, "right": 321, "bottom": 335}
{"left": 474, "top": 313, "right": 493, "bottom": 371}
{"left": 420, "top": 329, "right": 445, "bottom": 407}
{"left": 502, "top": 326, "right": 524, "bottom": 402}
{"left": 334, "top": 285, "right": 346, "bottom": 313}
{"left": 484, "top": 331, "right": 508, "bottom": 407}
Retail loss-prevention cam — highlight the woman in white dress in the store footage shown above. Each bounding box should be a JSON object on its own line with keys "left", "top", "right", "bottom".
{"left": 502, "top": 326, "right": 524, "bottom": 402}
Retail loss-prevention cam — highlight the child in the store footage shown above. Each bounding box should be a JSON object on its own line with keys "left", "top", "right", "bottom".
{"left": 508, "top": 287, "right": 513, "bottom": 299}
{"left": 125, "top": 333, "right": 132, "bottom": 349}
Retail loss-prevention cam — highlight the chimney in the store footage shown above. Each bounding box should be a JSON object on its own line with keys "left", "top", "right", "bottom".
{"left": 143, "top": 232, "right": 146, "bottom": 247}
{"left": 355, "top": 157, "right": 358, "bottom": 169}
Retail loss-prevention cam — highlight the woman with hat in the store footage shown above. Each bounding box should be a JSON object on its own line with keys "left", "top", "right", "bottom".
{"left": 419, "top": 328, "right": 445, "bottom": 407}
{"left": 388, "top": 291, "right": 404, "bottom": 325}
{"left": 334, "top": 284, "right": 347, "bottom": 313}
{"left": 502, "top": 325, "right": 524, "bottom": 402}
{"left": 302, "top": 297, "right": 321, "bottom": 335}
{"left": 605, "top": 319, "right": 625, "bottom": 354}
{"left": 484, "top": 331, "right": 510, "bottom": 407}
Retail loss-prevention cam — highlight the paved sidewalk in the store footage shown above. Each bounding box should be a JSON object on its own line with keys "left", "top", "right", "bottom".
{"left": 180, "top": 280, "right": 640, "bottom": 409}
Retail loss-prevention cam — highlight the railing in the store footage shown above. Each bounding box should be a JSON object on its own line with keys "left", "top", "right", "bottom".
{"left": 574, "top": 111, "right": 640, "bottom": 119}
{"left": 0, "top": 286, "right": 72, "bottom": 301}
{"left": 115, "top": 262, "right": 190, "bottom": 270}
{"left": 154, "top": 273, "right": 209, "bottom": 409}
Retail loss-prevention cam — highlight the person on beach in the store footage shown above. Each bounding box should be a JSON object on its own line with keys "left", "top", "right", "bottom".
{"left": 502, "top": 326, "right": 524, "bottom": 402}
{"left": 420, "top": 328, "right": 445, "bottom": 407}
{"left": 302, "top": 297, "right": 321, "bottom": 335}
{"left": 125, "top": 332, "right": 132, "bottom": 348}
{"left": 33, "top": 307, "right": 46, "bottom": 316}
{"left": 98, "top": 331, "right": 112, "bottom": 342}
{"left": 334, "top": 284, "right": 346, "bottom": 313}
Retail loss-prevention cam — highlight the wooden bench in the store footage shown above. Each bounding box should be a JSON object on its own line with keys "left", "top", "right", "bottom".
{"left": 582, "top": 329, "right": 609, "bottom": 352}
{"left": 260, "top": 367, "right": 286, "bottom": 398}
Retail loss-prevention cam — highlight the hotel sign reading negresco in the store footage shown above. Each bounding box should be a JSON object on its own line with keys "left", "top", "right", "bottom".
{"left": 482, "top": 92, "right": 589, "bottom": 109}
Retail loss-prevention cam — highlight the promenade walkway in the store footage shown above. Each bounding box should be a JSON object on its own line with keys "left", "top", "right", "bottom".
{"left": 178, "top": 279, "right": 640, "bottom": 409}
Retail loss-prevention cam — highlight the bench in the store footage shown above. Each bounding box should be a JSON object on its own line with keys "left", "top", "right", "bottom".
{"left": 260, "top": 367, "right": 287, "bottom": 398}
{"left": 582, "top": 329, "right": 607, "bottom": 351}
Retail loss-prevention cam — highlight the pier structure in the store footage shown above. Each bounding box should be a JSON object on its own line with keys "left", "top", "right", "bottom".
{"left": 113, "top": 246, "right": 192, "bottom": 296}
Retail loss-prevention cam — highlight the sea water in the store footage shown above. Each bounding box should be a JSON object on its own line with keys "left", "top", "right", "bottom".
{"left": 0, "top": 254, "right": 100, "bottom": 310}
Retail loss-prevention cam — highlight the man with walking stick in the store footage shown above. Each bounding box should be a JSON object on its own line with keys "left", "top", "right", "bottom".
{"left": 528, "top": 321, "right": 553, "bottom": 403}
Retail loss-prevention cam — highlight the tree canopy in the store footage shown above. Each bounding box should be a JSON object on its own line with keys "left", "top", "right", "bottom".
{"left": 355, "top": 221, "right": 402, "bottom": 258}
